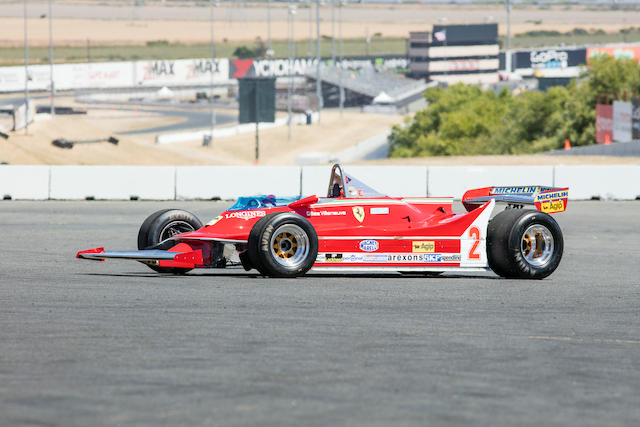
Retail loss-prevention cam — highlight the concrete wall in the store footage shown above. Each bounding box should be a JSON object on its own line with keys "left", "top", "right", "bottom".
{"left": 0, "top": 165, "right": 638, "bottom": 201}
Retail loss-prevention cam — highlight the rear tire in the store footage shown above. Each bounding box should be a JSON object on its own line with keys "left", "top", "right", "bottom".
{"left": 137, "top": 209, "right": 203, "bottom": 274}
{"left": 487, "top": 209, "right": 563, "bottom": 279}
{"left": 248, "top": 212, "right": 318, "bottom": 277}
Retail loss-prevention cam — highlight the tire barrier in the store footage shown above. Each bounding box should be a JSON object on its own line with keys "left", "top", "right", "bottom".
{"left": 0, "top": 165, "right": 638, "bottom": 200}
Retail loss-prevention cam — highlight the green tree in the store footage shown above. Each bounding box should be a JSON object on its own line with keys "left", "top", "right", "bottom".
{"left": 389, "top": 56, "right": 640, "bottom": 157}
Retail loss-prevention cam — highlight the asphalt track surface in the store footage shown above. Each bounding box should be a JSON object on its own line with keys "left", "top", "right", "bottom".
{"left": 1, "top": 201, "right": 639, "bottom": 426}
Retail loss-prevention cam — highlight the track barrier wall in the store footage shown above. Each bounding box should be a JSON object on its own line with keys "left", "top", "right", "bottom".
{"left": 1, "top": 165, "right": 638, "bottom": 201}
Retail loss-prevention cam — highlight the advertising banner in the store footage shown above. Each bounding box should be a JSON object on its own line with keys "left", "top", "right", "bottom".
{"left": 595, "top": 104, "right": 613, "bottom": 144}
{"left": 56, "top": 62, "right": 133, "bottom": 90}
{"left": 229, "top": 56, "right": 409, "bottom": 79}
{"left": 515, "top": 48, "right": 587, "bottom": 70}
{"left": 612, "top": 100, "right": 632, "bottom": 142}
{"left": 135, "top": 58, "right": 229, "bottom": 87}
{"left": 0, "top": 62, "right": 133, "bottom": 92}
{"left": 587, "top": 45, "right": 640, "bottom": 63}
{"left": 632, "top": 97, "right": 640, "bottom": 141}
{"left": 0, "top": 66, "right": 24, "bottom": 92}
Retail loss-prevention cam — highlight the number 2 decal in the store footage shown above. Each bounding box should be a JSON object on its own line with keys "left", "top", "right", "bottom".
{"left": 468, "top": 226, "right": 481, "bottom": 259}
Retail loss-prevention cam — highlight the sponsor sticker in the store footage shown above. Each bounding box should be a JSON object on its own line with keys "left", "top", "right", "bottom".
{"left": 318, "top": 252, "right": 459, "bottom": 264}
{"left": 359, "top": 240, "right": 379, "bottom": 252}
{"left": 412, "top": 241, "right": 435, "bottom": 253}
{"left": 224, "top": 210, "right": 266, "bottom": 220}
{"left": 352, "top": 206, "right": 365, "bottom": 223}
{"left": 324, "top": 254, "right": 343, "bottom": 263}
{"left": 423, "top": 254, "right": 443, "bottom": 263}
{"left": 307, "top": 210, "right": 347, "bottom": 217}
{"left": 492, "top": 186, "right": 551, "bottom": 195}
{"left": 206, "top": 215, "right": 223, "bottom": 226}
{"left": 387, "top": 254, "right": 424, "bottom": 262}
{"left": 535, "top": 190, "right": 569, "bottom": 202}
{"left": 343, "top": 254, "right": 364, "bottom": 263}
{"left": 541, "top": 199, "right": 565, "bottom": 213}
{"left": 363, "top": 254, "right": 388, "bottom": 262}
{"left": 370, "top": 207, "right": 389, "bottom": 215}
{"left": 441, "top": 254, "right": 462, "bottom": 262}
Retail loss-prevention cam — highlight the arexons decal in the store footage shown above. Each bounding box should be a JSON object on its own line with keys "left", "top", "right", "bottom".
{"left": 387, "top": 254, "right": 424, "bottom": 262}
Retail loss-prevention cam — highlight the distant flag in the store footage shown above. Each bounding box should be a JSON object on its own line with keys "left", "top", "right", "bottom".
{"left": 434, "top": 30, "right": 447, "bottom": 42}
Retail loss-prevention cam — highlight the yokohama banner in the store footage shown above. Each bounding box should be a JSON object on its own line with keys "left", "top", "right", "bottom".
{"left": 229, "top": 56, "right": 409, "bottom": 79}
{"left": 595, "top": 104, "right": 613, "bottom": 144}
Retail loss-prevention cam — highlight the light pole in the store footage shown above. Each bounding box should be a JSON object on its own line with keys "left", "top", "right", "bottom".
{"left": 205, "top": 0, "right": 218, "bottom": 147}
{"left": 288, "top": 3, "right": 296, "bottom": 141}
{"left": 331, "top": 0, "right": 335, "bottom": 64}
{"left": 505, "top": 0, "right": 512, "bottom": 76}
{"left": 23, "top": 0, "right": 29, "bottom": 135}
{"left": 308, "top": 0, "right": 313, "bottom": 58}
{"left": 339, "top": 0, "right": 344, "bottom": 117}
{"left": 49, "top": 0, "right": 54, "bottom": 117}
{"left": 316, "top": 0, "right": 322, "bottom": 122}
{"left": 267, "top": 0, "right": 272, "bottom": 54}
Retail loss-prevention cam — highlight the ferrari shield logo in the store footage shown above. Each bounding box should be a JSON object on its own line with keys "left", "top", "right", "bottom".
{"left": 352, "top": 206, "right": 365, "bottom": 223}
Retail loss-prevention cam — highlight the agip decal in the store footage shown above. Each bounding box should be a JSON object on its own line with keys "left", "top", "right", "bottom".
{"left": 540, "top": 199, "right": 565, "bottom": 213}
{"left": 412, "top": 241, "right": 435, "bottom": 253}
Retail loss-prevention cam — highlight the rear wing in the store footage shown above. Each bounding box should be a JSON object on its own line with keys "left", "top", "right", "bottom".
{"left": 462, "top": 186, "right": 569, "bottom": 213}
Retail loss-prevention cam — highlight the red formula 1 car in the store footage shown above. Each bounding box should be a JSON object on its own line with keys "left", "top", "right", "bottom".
{"left": 77, "top": 164, "right": 569, "bottom": 279}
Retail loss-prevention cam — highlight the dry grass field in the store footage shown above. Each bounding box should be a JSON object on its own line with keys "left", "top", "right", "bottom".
{"left": 1, "top": 1, "right": 639, "bottom": 47}
{"left": 0, "top": 102, "right": 406, "bottom": 166}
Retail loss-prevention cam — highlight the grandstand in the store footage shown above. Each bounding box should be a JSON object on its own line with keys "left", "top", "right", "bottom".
{"left": 306, "top": 65, "right": 427, "bottom": 109}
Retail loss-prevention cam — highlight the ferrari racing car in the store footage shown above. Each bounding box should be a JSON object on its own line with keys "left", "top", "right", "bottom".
{"left": 77, "top": 164, "right": 569, "bottom": 279}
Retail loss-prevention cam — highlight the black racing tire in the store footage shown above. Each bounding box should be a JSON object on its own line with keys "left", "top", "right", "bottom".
{"left": 137, "top": 209, "right": 203, "bottom": 274}
{"left": 487, "top": 209, "right": 563, "bottom": 279}
{"left": 137, "top": 209, "right": 173, "bottom": 250}
{"left": 246, "top": 214, "right": 276, "bottom": 276}
{"left": 248, "top": 212, "right": 318, "bottom": 278}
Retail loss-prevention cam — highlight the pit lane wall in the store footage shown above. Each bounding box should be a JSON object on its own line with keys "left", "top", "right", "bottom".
{"left": 1, "top": 165, "right": 638, "bottom": 201}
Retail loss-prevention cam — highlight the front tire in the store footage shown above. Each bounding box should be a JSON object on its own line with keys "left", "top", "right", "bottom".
{"left": 137, "top": 209, "right": 203, "bottom": 274}
{"left": 487, "top": 209, "right": 563, "bottom": 279}
{"left": 248, "top": 212, "right": 318, "bottom": 277}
